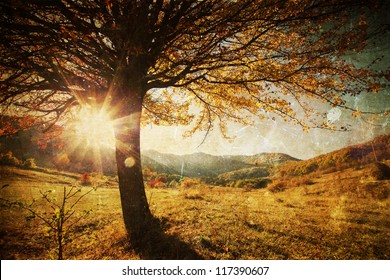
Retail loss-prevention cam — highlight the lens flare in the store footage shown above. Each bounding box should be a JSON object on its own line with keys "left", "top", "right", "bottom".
{"left": 124, "top": 157, "right": 136, "bottom": 168}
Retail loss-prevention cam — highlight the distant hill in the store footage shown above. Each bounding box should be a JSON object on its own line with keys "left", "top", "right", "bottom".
{"left": 245, "top": 153, "right": 299, "bottom": 165}
{"left": 141, "top": 150, "right": 299, "bottom": 178}
{"left": 276, "top": 134, "right": 390, "bottom": 177}
{"left": 142, "top": 150, "right": 250, "bottom": 177}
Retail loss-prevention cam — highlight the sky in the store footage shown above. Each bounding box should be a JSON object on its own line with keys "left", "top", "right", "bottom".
{"left": 140, "top": 86, "right": 390, "bottom": 160}
{"left": 140, "top": 99, "right": 389, "bottom": 160}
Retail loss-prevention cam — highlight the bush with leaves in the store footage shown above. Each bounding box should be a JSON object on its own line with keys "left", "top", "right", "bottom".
{"left": 80, "top": 173, "right": 92, "bottom": 186}
{"left": 22, "top": 158, "right": 37, "bottom": 169}
{"left": 54, "top": 153, "right": 70, "bottom": 170}
{"left": 1, "top": 184, "right": 96, "bottom": 259}
{"left": 0, "top": 151, "right": 20, "bottom": 166}
{"left": 230, "top": 178, "right": 272, "bottom": 189}
{"left": 268, "top": 181, "right": 288, "bottom": 193}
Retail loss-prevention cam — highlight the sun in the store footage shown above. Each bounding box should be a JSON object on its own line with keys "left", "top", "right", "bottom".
{"left": 73, "top": 106, "right": 116, "bottom": 149}
{"left": 61, "top": 104, "right": 118, "bottom": 175}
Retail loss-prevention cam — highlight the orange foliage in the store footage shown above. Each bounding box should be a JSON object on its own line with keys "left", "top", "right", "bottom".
{"left": 80, "top": 173, "right": 92, "bottom": 186}
{"left": 0, "top": 1, "right": 387, "bottom": 137}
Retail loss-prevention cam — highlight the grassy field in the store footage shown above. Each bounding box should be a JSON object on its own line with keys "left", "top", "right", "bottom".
{"left": 0, "top": 165, "right": 389, "bottom": 260}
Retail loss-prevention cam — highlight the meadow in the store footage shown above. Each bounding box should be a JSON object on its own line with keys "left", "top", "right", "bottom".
{"left": 0, "top": 164, "right": 389, "bottom": 260}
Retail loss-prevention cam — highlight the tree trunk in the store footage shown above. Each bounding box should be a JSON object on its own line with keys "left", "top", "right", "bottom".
{"left": 113, "top": 88, "right": 152, "bottom": 246}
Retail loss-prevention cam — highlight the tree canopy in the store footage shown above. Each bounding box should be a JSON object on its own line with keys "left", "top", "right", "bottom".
{"left": 1, "top": 0, "right": 388, "bottom": 135}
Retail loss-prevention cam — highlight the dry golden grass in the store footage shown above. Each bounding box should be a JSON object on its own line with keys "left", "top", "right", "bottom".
{"left": 1, "top": 165, "right": 389, "bottom": 260}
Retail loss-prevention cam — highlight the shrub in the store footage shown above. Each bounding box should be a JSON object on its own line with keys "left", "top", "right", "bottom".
{"left": 156, "top": 175, "right": 168, "bottom": 183}
{"left": 363, "top": 182, "right": 389, "bottom": 199}
{"left": 54, "top": 153, "right": 70, "bottom": 170}
{"left": 268, "top": 181, "right": 287, "bottom": 193}
{"left": 252, "top": 178, "right": 272, "bottom": 189}
{"left": 293, "top": 162, "right": 318, "bottom": 175}
{"left": 0, "top": 151, "right": 20, "bottom": 167}
{"left": 366, "top": 162, "right": 390, "bottom": 181}
{"left": 80, "top": 173, "right": 92, "bottom": 186}
{"left": 142, "top": 167, "right": 155, "bottom": 182}
{"left": 1, "top": 185, "right": 95, "bottom": 260}
{"left": 167, "top": 174, "right": 182, "bottom": 184}
{"left": 232, "top": 180, "right": 245, "bottom": 188}
{"left": 168, "top": 180, "right": 179, "bottom": 188}
{"left": 22, "top": 158, "right": 37, "bottom": 169}
{"left": 230, "top": 178, "right": 271, "bottom": 189}
{"left": 149, "top": 178, "right": 167, "bottom": 188}
{"left": 179, "top": 178, "right": 202, "bottom": 189}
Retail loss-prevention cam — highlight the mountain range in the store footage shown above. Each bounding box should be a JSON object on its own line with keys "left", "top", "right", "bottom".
{"left": 1, "top": 122, "right": 388, "bottom": 182}
{"left": 142, "top": 133, "right": 390, "bottom": 180}
{"left": 141, "top": 150, "right": 299, "bottom": 178}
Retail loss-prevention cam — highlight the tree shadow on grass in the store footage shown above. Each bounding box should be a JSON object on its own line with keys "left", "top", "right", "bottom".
{"left": 127, "top": 217, "right": 203, "bottom": 260}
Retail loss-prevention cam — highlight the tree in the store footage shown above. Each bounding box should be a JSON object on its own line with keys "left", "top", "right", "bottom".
{"left": 0, "top": 0, "right": 388, "bottom": 245}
